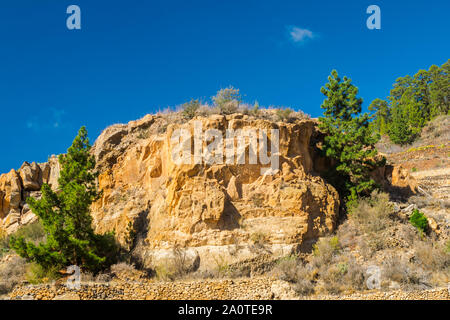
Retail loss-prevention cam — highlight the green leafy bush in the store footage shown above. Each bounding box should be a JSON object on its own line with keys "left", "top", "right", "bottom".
{"left": 409, "top": 209, "right": 429, "bottom": 234}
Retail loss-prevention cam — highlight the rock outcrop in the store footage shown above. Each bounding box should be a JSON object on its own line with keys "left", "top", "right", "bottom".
{"left": 89, "top": 114, "right": 340, "bottom": 270}
{"left": 0, "top": 157, "right": 60, "bottom": 233}
{"left": 0, "top": 113, "right": 419, "bottom": 272}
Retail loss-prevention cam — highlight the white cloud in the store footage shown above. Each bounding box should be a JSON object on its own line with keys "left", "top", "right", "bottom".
{"left": 288, "top": 26, "right": 315, "bottom": 43}
{"left": 25, "top": 108, "right": 66, "bottom": 132}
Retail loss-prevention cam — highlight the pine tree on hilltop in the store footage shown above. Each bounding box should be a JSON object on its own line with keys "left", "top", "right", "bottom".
{"left": 319, "top": 70, "right": 385, "bottom": 203}
{"left": 368, "top": 98, "right": 390, "bottom": 135}
{"left": 10, "top": 126, "right": 117, "bottom": 273}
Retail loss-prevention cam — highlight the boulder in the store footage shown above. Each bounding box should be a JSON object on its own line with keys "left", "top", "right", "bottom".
{"left": 19, "top": 162, "right": 41, "bottom": 191}
{"left": 0, "top": 170, "right": 22, "bottom": 218}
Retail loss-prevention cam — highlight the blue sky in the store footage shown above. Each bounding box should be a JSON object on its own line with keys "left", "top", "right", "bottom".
{"left": 0, "top": 0, "right": 449, "bottom": 173}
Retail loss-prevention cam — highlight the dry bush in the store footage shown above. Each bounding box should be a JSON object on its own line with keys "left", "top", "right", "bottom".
{"left": 0, "top": 256, "right": 27, "bottom": 295}
{"left": 348, "top": 191, "right": 394, "bottom": 234}
{"left": 413, "top": 240, "right": 450, "bottom": 272}
{"left": 315, "top": 254, "right": 366, "bottom": 295}
{"left": 0, "top": 228, "right": 8, "bottom": 257}
{"left": 212, "top": 86, "right": 241, "bottom": 115}
{"left": 397, "top": 224, "right": 420, "bottom": 245}
{"left": 273, "top": 256, "right": 315, "bottom": 295}
{"left": 274, "top": 256, "right": 299, "bottom": 283}
{"left": 382, "top": 255, "right": 429, "bottom": 290}
{"left": 111, "top": 262, "right": 136, "bottom": 273}
{"left": 154, "top": 246, "right": 198, "bottom": 281}
{"left": 197, "top": 104, "right": 217, "bottom": 117}
{"left": 275, "top": 108, "right": 293, "bottom": 122}
{"left": 250, "top": 232, "right": 267, "bottom": 246}
{"left": 336, "top": 220, "right": 358, "bottom": 248}
{"left": 311, "top": 236, "right": 341, "bottom": 268}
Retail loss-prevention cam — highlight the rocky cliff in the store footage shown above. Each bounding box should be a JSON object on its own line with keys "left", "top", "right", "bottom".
{"left": 0, "top": 113, "right": 417, "bottom": 272}
{"left": 0, "top": 157, "right": 60, "bottom": 234}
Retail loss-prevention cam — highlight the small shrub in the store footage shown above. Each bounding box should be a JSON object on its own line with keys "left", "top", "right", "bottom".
{"left": 409, "top": 209, "right": 429, "bottom": 234}
{"left": 250, "top": 232, "right": 267, "bottom": 245}
{"left": 273, "top": 256, "right": 315, "bottom": 295}
{"left": 275, "top": 108, "right": 293, "bottom": 122}
{"left": 312, "top": 236, "right": 340, "bottom": 267}
{"left": 155, "top": 264, "right": 176, "bottom": 281}
{"left": 413, "top": 240, "right": 450, "bottom": 272}
{"left": 110, "top": 262, "right": 137, "bottom": 275}
{"left": 251, "top": 102, "right": 260, "bottom": 117}
{"left": 0, "top": 227, "right": 8, "bottom": 257}
{"left": 25, "top": 263, "right": 60, "bottom": 285}
{"left": 11, "top": 221, "right": 46, "bottom": 244}
{"left": 411, "top": 167, "right": 417, "bottom": 172}
{"left": 336, "top": 220, "right": 358, "bottom": 248}
{"left": 181, "top": 99, "right": 200, "bottom": 120}
{"left": 213, "top": 255, "right": 231, "bottom": 278}
{"left": 348, "top": 191, "right": 393, "bottom": 233}
{"left": 212, "top": 86, "right": 241, "bottom": 115}
{"left": 292, "top": 264, "right": 316, "bottom": 296}
{"left": 274, "top": 256, "right": 299, "bottom": 282}
{"left": 382, "top": 255, "right": 428, "bottom": 289}
{"left": 0, "top": 256, "right": 27, "bottom": 295}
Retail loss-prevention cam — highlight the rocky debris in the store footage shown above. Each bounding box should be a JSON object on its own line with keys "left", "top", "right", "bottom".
{"left": 52, "top": 292, "right": 81, "bottom": 300}
{"left": 10, "top": 277, "right": 278, "bottom": 300}
{"left": 309, "top": 287, "right": 449, "bottom": 300}
{"left": 9, "top": 277, "right": 449, "bottom": 300}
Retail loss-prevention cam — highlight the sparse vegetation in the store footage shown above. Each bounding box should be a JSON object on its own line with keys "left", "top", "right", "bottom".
{"left": 181, "top": 99, "right": 200, "bottom": 120}
{"left": 212, "top": 86, "right": 241, "bottom": 115}
{"left": 0, "top": 256, "right": 27, "bottom": 295}
{"left": 250, "top": 232, "right": 267, "bottom": 245}
{"left": 347, "top": 191, "right": 393, "bottom": 234}
{"left": 275, "top": 108, "right": 293, "bottom": 121}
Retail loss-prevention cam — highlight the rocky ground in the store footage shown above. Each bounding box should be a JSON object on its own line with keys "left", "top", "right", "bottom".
{"left": 6, "top": 278, "right": 449, "bottom": 300}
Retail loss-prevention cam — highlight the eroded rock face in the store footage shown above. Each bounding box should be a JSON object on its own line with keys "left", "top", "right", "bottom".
{"left": 0, "top": 113, "right": 420, "bottom": 271}
{"left": 90, "top": 114, "right": 341, "bottom": 270}
{"left": 0, "top": 156, "right": 60, "bottom": 234}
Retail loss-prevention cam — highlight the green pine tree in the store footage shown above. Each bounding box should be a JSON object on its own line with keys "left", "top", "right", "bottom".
{"left": 318, "top": 70, "right": 385, "bottom": 203}
{"left": 10, "top": 127, "right": 118, "bottom": 273}
{"left": 368, "top": 98, "right": 390, "bottom": 135}
{"left": 388, "top": 105, "right": 416, "bottom": 145}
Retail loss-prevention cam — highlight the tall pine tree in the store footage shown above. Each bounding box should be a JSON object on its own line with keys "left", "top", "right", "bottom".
{"left": 319, "top": 70, "right": 385, "bottom": 203}
{"left": 10, "top": 127, "right": 117, "bottom": 273}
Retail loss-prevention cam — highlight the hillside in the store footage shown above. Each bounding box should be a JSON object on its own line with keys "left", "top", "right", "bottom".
{"left": 1, "top": 111, "right": 449, "bottom": 300}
